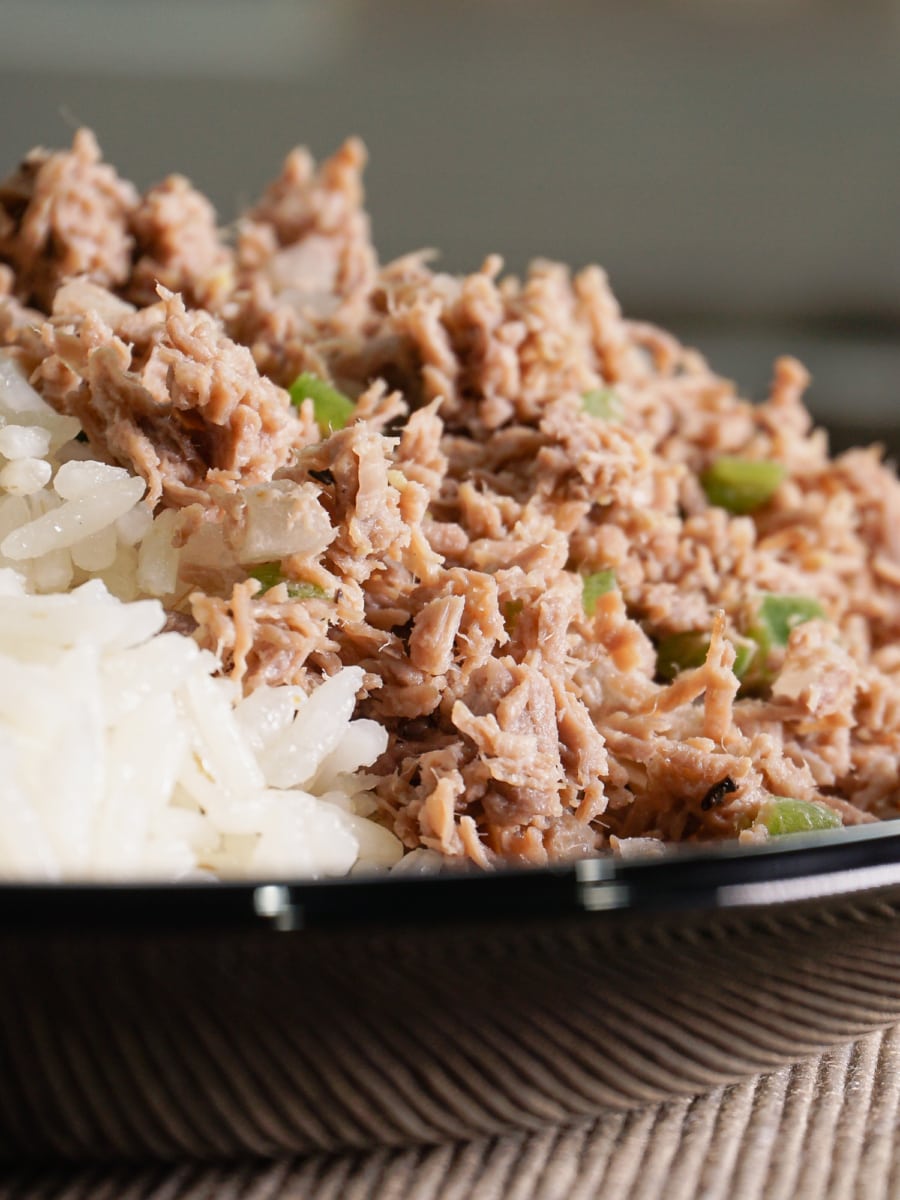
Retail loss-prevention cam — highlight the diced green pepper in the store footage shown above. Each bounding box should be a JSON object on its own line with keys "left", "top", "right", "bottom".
{"left": 739, "top": 594, "right": 827, "bottom": 690}
{"left": 752, "top": 594, "right": 825, "bottom": 651}
{"left": 248, "top": 562, "right": 283, "bottom": 593}
{"left": 286, "top": 582, "right": 331, "bottom": 601}
{"left": 760, "top": 797, "right": 842, "bottom": 835}
{"left": 249, "top": 562, "right": 330, "bottom": 601}
{"left": 656, "top": 630, "right": 757, "bottom": 683}
{"left": 582, "top": 570, "right": 617, "bottom": 617}
{"left": 700, "top": 457, "right": 785, "bottom": 515}
{"left": 503, "top": 599, "right": 524, "bottom": 635}
{"left": 582, "top": 387, "right": 624, "bottom": 421}
{"left": 731, "top": 636, "right": 758, "bottom": 679}
{"left": 288, "top": 372, "right": 355, "bottom": 434}
{"left": 656, "top": 631, "right": 710, "bottom": 681}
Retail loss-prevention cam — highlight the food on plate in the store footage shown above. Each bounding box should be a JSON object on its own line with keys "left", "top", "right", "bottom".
{"left": 0, "top": 128, "right": 898, "bottom": 878}
{"left": 0, "top": 356, "right": 401, "bottom": 880}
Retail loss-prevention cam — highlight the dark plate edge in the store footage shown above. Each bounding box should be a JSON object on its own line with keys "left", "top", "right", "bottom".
{"left": 3, "top": 819, "right": 900, "bottom": 934}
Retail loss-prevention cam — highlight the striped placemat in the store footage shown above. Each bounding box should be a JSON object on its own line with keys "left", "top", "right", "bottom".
{"left": 3, "top": 1024, "right": 900, "bottom": 1200}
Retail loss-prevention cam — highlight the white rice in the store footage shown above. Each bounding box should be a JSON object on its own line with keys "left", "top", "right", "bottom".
{"left": 0, "top": 351, "right": 403, "bottom": 882}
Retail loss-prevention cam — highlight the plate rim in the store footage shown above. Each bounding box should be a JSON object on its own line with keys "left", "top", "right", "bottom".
{"left": 4, "top": 819, "right": 900, "bottom": 934}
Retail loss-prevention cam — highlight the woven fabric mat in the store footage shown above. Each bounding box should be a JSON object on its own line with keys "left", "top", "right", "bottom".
{"left": 4, "top": 1024, "right": 900, "bottom": 1200}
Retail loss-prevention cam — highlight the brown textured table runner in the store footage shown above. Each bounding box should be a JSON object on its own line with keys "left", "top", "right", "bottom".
{"left": 4, "top": 1025, "right": 900, "bottom": 1200}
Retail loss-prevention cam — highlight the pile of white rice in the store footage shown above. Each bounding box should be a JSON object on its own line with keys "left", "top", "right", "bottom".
{"left": 0, "top": 352, "right": 404, "bottom": 881}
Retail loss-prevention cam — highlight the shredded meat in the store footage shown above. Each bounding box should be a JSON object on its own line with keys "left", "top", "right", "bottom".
{"left": 127, "top": 175, "right": 233, "bottom": 311}
{"left": 226, "top": 137, "right": 378, "bottom": 387}
{"left": 409, "top": 595, "right": 465, "bottom": 676}
{"left": 0, "top": 129, "right": 138, "bottom": 310}
{"left": 34, "top": 287, "right": 305, "bottom": 505}
{"left": 2, "top": 128, "right": 899, "bottom": 868}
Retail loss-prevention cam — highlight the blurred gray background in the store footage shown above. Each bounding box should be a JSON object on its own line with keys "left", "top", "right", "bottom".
{"left": 1, "top": 0, "right": 898, "bottom": 448}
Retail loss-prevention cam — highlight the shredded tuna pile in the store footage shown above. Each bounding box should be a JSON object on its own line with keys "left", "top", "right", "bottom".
{"left": 2, "top": 129, "right": 900, "bottom": 868}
